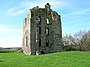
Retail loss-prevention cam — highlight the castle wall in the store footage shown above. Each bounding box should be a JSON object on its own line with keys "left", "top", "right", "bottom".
{"left": 23, "top": 3, "right": 63, "bottom": 55}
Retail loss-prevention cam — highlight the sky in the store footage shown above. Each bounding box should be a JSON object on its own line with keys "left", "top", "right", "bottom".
{"left": 0, "top": 0, "right": 90, "bottom": 48}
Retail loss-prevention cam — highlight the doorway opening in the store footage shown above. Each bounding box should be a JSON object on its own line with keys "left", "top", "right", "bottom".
{"left": 41, "top": 51, "right": 45, "bottom": 54}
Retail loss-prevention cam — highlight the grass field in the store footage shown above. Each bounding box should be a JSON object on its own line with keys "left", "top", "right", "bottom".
{"left": 0, "top": 51, "right": 90, "bottom": 67}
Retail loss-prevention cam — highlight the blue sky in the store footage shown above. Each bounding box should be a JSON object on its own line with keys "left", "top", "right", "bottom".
{"left": 0, "top": 0, "right": 90, "bottom": 47}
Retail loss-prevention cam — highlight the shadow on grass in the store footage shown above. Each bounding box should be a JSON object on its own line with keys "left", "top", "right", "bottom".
{"left": 0, "top": 60, "right": 3, "bottom": 62}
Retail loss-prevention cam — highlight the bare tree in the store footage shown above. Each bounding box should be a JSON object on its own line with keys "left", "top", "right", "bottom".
{"left": 73, "top": 31, "right": 87, "bottom": 51}
{"left": 63, "top": 30, "right": 90, "bottom": 51}
{"left": 65, "top": 30, "right": 90, "bottom": 51}
{"left": 63, "top": 34, "right": 77, "bottom": 50}
{"left": 81, "top": 30, "right": 90, "bottom": 51}
{"left": 63, "top": 34, "right": 73, "bottom": 46}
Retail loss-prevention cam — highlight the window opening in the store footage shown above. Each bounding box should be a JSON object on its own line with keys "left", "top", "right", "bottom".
{"left": 39, "top": 39, "right": 41, "bottom": 47}
{"left": 26, "top": 37, "right": 28, "bottom": 47}
{"left": 39, "top": 27, "right": 41, "bottom": 34}
{"left": 39, "top": 16, "right": 41, "bottom": 24}
{"left": 46, "top": 41, "right": 49, "bottom": 46}
{"left": 46, "top": 19, "right": 49, "bottom": 24}
{"left": 45, "top": 28, "right": 49, "bottom": 35}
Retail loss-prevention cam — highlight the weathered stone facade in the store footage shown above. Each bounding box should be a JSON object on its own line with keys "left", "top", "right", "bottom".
{"left": 22, "top": 3, "right": 63, "bottom": 55}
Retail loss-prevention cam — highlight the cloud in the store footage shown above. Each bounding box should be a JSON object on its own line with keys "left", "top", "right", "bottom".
{"left": 20, "top": 0, "right": 66, "bottom": 9}
{"left": 0, "top": 24, "right": 22, "bottom": 47}
{"left": 21, "top": 0, "right": 60, "bottom": 7}
{"left": 6, "top": 7, "right": 25, "bottom": 16}
{"left": 0, "top": 24, "right": 22, "bottom": 33}
{"left": 69, "top": 8, "right": 90, "bottom": 16}
{"left": 0, "top": 35, "right": 22, "bottom": 48}
{"left": 6, "top": 0, "right": 67, "bottom": 16}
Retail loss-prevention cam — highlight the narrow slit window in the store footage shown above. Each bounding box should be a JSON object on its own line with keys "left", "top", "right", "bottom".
{"left": 25, "top": 18, "right": 27, "bottom": 25}
{"left": 46, "top": 28, "right": 49, "bottom": 35}
{"left": 26, "top": 37, "right": 28, "bottom": 47}
{"left": 46, "top": 41, "right": 49, "bottom": 46}
{"left": 39, "top": 27, "right": 41, "bottom": 34}
{"left": 39, "top": 16, "right": 41, "bottom": 24}
{"left": 39, "top": 39, "right": 41, "bottom": 47}
{"left": 47, "top": 19, "right": 49, "bottom": 24}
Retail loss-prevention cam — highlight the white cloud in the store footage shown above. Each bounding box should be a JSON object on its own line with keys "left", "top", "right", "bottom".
{"left": 0, "top": 35, "right": 22, "bottom": 48}
{"left": 6, "top": 8, "right": 25, "bottom": 16}
{"left": 69, "top": 8, "right": 90, "bottom": 16}
{"left": 0, "top": 24, "right": 22, "bottom": 47}
{"left": 20, "top": 0, "right": 65, "bottom": 9}
{"left": 6, "top": 0, "right": 67, "bottom": 16}
{"left": 0, "top": 24, "right": 22, "bottom": 33}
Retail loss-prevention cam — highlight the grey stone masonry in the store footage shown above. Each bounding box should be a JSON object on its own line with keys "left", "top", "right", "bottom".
{"left": 22, "top": 3, "right": 63, "bottom": 55}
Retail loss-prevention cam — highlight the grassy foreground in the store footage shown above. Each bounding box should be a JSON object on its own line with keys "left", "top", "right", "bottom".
{"left": 0, "top": 51, "right": 90, "bottom": 67}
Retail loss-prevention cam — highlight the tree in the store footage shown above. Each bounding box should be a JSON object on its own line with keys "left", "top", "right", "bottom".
{"left": 62, "top": 34, "right": 77, "bottom": 51}
{"left": 62, "top": 30, "right": 90, "bottom": 51}
{"left": 81, "top": 30, "right": 90, "bottom": 51}
{"left": 73, "top": 31, "right": 87, "bottom": 51}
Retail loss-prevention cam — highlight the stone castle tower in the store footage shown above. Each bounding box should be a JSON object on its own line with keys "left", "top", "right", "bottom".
{"left": 22, "top": 3, "right": 63, "bottom": 55}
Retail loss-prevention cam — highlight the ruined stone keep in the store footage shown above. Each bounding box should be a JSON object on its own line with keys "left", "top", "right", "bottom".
{"left": 22, "top": 3, "right": 63, "bottom": 55}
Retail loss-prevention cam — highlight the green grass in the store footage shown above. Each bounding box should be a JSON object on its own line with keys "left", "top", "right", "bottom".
{"left": 0, "top": 51, "right": 90, "bottom": 67}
